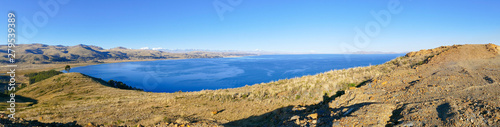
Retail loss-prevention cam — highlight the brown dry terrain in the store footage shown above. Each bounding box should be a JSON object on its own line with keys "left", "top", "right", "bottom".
{"left": 0, "top": 43, "right": 254, "bottom": 75}
{"left": 0, "top": 44, "right": 253, "bottom": 64}
{"left": 0, "top": 44, "right": 499, "bottom": 126}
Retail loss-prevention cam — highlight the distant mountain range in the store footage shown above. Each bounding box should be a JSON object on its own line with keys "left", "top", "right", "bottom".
{"left": 0, "top": 44, "right": 255, "bottom": 64}
{"left": 345, "top": 51, "right": 407, "bottom": 54}
{"left": 140, "top": 47, "right": 242, "bottom": 53}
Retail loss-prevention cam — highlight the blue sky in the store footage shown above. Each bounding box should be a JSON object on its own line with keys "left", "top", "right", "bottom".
{"left": 1, "top": 0, "right": 499, "bottom": 53}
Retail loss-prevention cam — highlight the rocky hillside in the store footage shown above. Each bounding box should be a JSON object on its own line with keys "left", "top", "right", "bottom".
{"left": 2, "top": 44, "right": 499, "bottom": 126}
{"left": 268, "top": 44, "right": 500, "bottom": 126}
{"left": 0, "top": 44, "right": 254, "bottom": 64}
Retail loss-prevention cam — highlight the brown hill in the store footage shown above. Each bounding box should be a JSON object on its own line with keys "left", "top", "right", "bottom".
{"left": 3, "top": 44, "right": 499, "bottom": 126}
{"left": 0, "top": 44, "right": 254, "bottom": 64}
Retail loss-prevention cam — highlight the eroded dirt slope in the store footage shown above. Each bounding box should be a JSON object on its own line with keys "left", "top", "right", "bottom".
{"left": 316, "top": 44, "right": 500, "bottom": 126}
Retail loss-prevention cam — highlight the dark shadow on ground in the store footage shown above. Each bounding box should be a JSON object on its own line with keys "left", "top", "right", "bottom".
{"left": 0, "top": 116, "right": 81, "bottom": 127}
{"left": 385, "top": 104, "right": 407, "bottom": 127}
{"left": 0, "top": 94, "right": 38, "bottom": 105}
{"left": 356, "top": 79, "right": 373, "bottom": 88}
{"left": 224, "top": 90, "right": 378, "bottom": 126}
{"left": 436, "top": 103, "right": 454, "bottom": 124}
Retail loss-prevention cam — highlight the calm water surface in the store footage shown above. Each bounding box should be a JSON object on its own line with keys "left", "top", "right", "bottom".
{"left": 71, "top": 54, "right": 404, "bottom": 92}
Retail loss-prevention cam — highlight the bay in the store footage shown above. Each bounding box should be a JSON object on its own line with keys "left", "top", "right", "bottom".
{"left": 71, "top": 54, "right": 404, "bottom": 92}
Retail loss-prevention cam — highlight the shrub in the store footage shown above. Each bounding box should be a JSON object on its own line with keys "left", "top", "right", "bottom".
{"left": 107, "top": 79, "right": 143, "bottom": 91}
{"left": 295, "top": 95, "right": 301, "bottom": 100}
{"left": 347, "top": 83, "right": 357, "bottom": 87}
{"left": 241, "top": 93, "right": 248, "bottom": 98}
{"left": 25, "top": 70, "right": 63, "bottom": 84}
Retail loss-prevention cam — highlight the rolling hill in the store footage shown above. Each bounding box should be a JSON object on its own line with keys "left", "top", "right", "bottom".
{"left": 0, "top": 44, "right": 254, "bottom": 64}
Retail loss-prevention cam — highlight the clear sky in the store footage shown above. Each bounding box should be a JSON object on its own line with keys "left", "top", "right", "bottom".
{"left": 1, "top": 0, "right": 499, "bottom": 53}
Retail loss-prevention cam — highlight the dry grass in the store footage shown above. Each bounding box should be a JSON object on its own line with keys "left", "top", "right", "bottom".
{"left": 2, "top": 44, "right": 475, "bottom": 126}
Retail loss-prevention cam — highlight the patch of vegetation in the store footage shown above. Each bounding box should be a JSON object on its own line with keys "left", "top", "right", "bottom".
{"left": 25, "top": 70, "right": 63, "bottom": 84}
{"left": 340, "top": 82, "right": 359, "bottom": 90}
{"left": 295, "top": 95, "right": 301, "bottom": 100}
{"left": 114, "top": 120, "right": 125, "bottom": 125}
{"left": 410, "top": 53, "right": 440, "bottom": 68}
{"left": 163, "top": 117, "right": 173, "bottom": 123}
{"left": 107, "top": 80, "right": 143, "bottom": 91}
{"left": 241, "top": 93, "right": 248, "bottom": 98}
{"left": 347, "top": 83, "right": 357, "bottom": 87}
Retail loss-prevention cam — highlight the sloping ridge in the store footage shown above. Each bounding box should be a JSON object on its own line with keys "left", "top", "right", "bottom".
{"left": 17, "top": 73, "right": 110, "bottom": 100}
{"left": 329, "top": 44, "right": 500, "bottom": 126}
{"left": 426, "top": 44, "right": 499, "bottom": 64}
{"left": 15, "top": 73, "right": 172, "bottom": 125}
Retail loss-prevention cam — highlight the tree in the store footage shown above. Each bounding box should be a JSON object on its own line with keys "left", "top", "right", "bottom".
{"left": 65, "top": 65, "right": 71, "bottom": 73}
{"left": 108, "top": 80, "right": 116, "bottom": 87}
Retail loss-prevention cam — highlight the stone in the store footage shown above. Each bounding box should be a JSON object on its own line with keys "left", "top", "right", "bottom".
{"left": 87, "top": 123, "right": 96, "bottom": 127}
{"left": 290, "top": 115, "right": 300, "bottom": 120}
{"left": 308, "top": 113, "right": 319, "bottom": 119}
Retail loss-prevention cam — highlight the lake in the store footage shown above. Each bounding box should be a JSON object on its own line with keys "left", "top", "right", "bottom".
{"left": 71, "top": 54, "right": 404, "bottom": 92}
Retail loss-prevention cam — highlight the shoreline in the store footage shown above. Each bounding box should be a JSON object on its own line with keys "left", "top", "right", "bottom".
{"left": 11, "top": 55, "right": 253, "bottom": 75}
{"left": 67, "top": 55, "right": 256, "bottom": 71}
{"left": 10, "top": 53, "right": 404, "bottom": 94}
{"left": 68, "top": 54, "right": 404, "bottom": 93}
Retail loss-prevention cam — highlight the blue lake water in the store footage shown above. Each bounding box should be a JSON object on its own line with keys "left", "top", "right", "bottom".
{"left": 71, "top": 54, "right": 404, "bottom": 92}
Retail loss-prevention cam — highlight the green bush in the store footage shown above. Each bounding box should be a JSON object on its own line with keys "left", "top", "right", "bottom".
{"left": 25, "top": 70, "right": 63, "bottom": 84}
{"left": 347, "top": 83, "right": 357, "bottom": 87}
{"left": 108, "top": 79, "right": 143, "bottom": 91}
{"left": 295, "top": 95, "right": 301, "bottom": 100}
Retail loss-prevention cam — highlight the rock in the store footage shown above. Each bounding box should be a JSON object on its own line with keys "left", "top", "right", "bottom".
{"left": 308, "top": 113, "right": 319, "bottom": 119}
{"left": 292, "top": 106, "right": 306, "bottom": 111}
{"left": 220, "top": 119, "right": 230, "bottom": 123}
{"left": 399, "top": 121, "right": 416, "bottom": 126}
{"left": 86, "top": 123, "right": 96, "bottom": 127}
{"left": 290, "top": 115, "right": 300, "bottom": 120}
{"left": 343, "top": 108, "right": 354, "bottom": 116}
{"left": 211, "top": 110, "right": 218, "bottom": 115}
